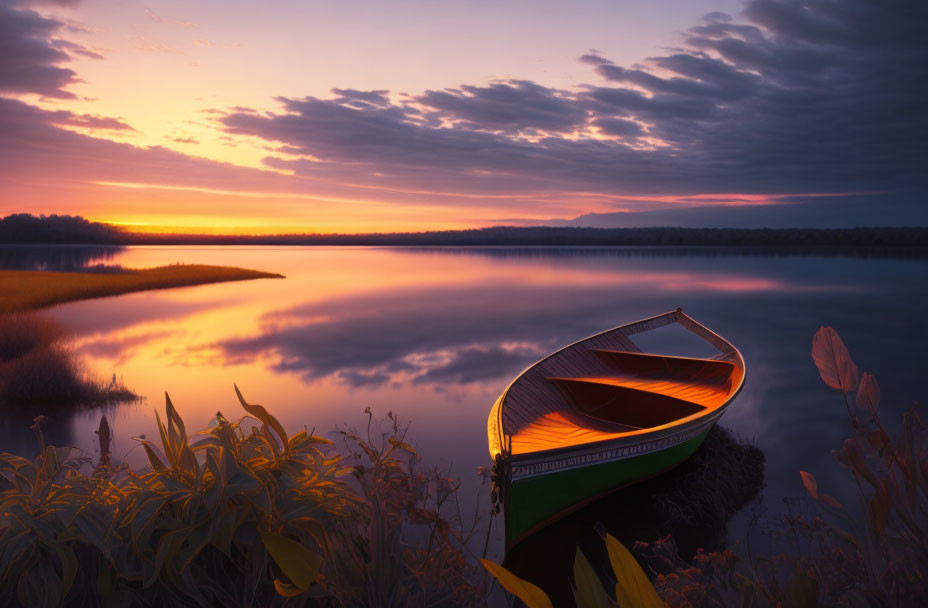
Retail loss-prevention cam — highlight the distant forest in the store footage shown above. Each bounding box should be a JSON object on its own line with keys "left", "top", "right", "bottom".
{"left": 2, "top": 213, "right": 927, "bottom": 247}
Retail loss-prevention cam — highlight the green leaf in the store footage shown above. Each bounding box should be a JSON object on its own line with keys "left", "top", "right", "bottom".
{"left": 165, "top": 392, "right": 187, "bottom": 442}
{"left": 261, "top": 532, "right": 322, "bottom": 592}
{"left": 573, "top": 547, "right": 614, "bottom": 607}
{"left": 480, "top": 558, "right": 553, "bottom": 608}
{"left": 146, "top": 528, "right": 187, "bottom": 587}
{"left": 130, "top": 495, "right": 170, "bottom": 543}
{"left": 235, "top": 385, "right": 289, "bottom": 455}
{"left": 605, "top": 534, "right": 664, "bottom": 608}
{"left": 135, "top": 438, "right": 167, "bottom": 471}
{"left": 210, "top": 509, "right": 238, "bottom": 557}
{"left": 154, "top": 409, "right": 173, "bottom": 466}
{"left": 54, "top": 544, "right": 78, "bottom": 597}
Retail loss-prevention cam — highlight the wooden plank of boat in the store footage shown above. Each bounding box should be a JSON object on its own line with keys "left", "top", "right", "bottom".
{"left": 487, "top": 307, "right": 745, "bottom": 550}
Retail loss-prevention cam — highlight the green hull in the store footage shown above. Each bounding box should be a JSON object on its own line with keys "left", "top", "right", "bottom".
{"left": 506, "top": 430, "right": 709, "bottom": 547}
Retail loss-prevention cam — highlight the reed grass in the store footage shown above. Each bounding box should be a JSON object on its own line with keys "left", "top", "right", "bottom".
{"left": 0, "top": 264, "right": 284, "bottom": 313}
{"left": 0, "top": 313, "right": 136, "bottom": 408}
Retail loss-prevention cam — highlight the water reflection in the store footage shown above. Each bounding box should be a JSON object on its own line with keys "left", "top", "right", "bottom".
{"left": 211, "top": 267, "right": 822, "bottom": 389}
{"left": 0, "top": 245, "right": 123, "bottom": 271}
{"left": 0, "top": 246, "right": 925, "bottom": 566}
{"left": 0, "top": 409, "right": 75, "bottom": 457}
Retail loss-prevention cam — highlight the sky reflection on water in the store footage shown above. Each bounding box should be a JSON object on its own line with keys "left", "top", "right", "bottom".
{"left": 1, "top": 245, "right": 926, "bottom": 562}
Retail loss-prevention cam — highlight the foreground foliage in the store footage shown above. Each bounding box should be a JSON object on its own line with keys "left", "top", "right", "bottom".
{"left": 647, "top": 327, "right": 925, "bottom": 608}
{"left": 483, "top": 532, "right": 664, "bottom": 608}
{"left": 0, "top": 388, "right": 484, "bottom": 607}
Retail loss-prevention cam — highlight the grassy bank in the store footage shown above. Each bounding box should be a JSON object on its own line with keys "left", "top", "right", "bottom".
{"left": 0, "top": 264, "right": 284, "bottom": 313}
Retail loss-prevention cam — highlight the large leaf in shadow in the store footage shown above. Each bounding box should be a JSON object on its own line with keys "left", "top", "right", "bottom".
{"left": 573, "top": 547, "right": 614, "bottom": 607}
{"left": 812, "top": 326, "right": 859, "bottom": 392}
{"left": 605, "top": 534, "right": 664, "bottom": 608}
{"left": 481, "top": 559, "right": 553, "bottom": 608}
{"left": 261, "top": 532, "right": 322, "bottom": 593}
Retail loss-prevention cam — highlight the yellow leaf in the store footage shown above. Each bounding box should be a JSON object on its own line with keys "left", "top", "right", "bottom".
{"left": 481, "top": 558, "right": 553, "bottom": 608}
{"left": 235, "top": 385, "right": 289, "bottom": 455}
{"left": 572, "top": 547, "right": 613, "bottom": 608}
{"left": 605, "top": 534, "right": 664, "bottom": 608}
{"left": 261, "top": 532, "right": 323, "bottom": 592}
{"left": 389, "top": 437, "right": 418, "bottom": 456}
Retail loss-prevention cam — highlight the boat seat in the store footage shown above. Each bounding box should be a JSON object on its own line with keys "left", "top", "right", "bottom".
{"left": 592, "top": 349, "right": 735, "bottom": 385}
{"left": 547, "top": 377, "right": 708, "bottom": 429}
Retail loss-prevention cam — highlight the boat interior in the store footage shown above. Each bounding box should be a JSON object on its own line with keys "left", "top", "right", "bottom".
{"left": 498, "top": 311, "right": 744, "bottom": 457}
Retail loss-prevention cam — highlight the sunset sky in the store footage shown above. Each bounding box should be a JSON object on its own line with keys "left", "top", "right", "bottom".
{"left": 1, "top": 0, "right": 925, "bottom": 233}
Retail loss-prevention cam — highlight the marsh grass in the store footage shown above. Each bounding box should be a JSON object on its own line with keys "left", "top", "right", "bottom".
{"left": 0, "top": 264, "right": 284, "bottom": 313}
{"left": 0, "top": 313, "right": 136, "bottom": 408}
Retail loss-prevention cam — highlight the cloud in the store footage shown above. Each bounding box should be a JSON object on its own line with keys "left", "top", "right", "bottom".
{"left": 214, "top": 0, "right": 926, "bottom": 222}
{"left": 0, "top": 0, "right": 925, "bottom": 227}
{"left": 578, "top": 52, "right": 613, "bottom": 66}
{"left": 47, "top": 109, "right": 136, "bottom": 131}
{"left": 591, "top": 117, "right": 644, "bottom": 138}
{"left": 0, "top": 1, "right": 80, "bottom": 97}
{"left": 166, "top": 135, "right": 199, "bottom": 144}
{"left": 50, "top": 38, "right": 104, "bottom": 60}
{"left": 331, "top": 88, "right": 391, "bottom": 108}
{"left": 0, "top": 97, "right": 300, "bottom": 198}
{"left": 145, "top": 7, "right": 197, "bottom": 28}
{"left": 549, "top": 192, "right": 925, "bottom": 229}
{"left": 414, "top": 79, "right": 589, "bottom": 134}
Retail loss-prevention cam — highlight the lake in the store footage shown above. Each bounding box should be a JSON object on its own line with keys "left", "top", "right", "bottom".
{"left": 1, "top": 245, "right": 927, "bottom": 564}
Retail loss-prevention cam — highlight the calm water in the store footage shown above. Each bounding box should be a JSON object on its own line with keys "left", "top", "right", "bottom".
{"left": 2, "top": 245, "right": 927, "bottom": 563}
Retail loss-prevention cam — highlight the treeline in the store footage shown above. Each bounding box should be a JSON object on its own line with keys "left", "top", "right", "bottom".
{"left": 2, "top": 214, "right": 927, "bottom": 247}
{"left": 0, "top": 214, "right": 126, "bottom": 244}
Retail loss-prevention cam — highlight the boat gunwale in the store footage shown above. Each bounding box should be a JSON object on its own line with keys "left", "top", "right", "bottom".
{"left": 489, "top": 307, "right": 745, "bottom": 461}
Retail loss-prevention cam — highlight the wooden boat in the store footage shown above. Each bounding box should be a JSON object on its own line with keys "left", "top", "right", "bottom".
{"left": 487, "top": 308, "right": 745, "bottom": 549}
